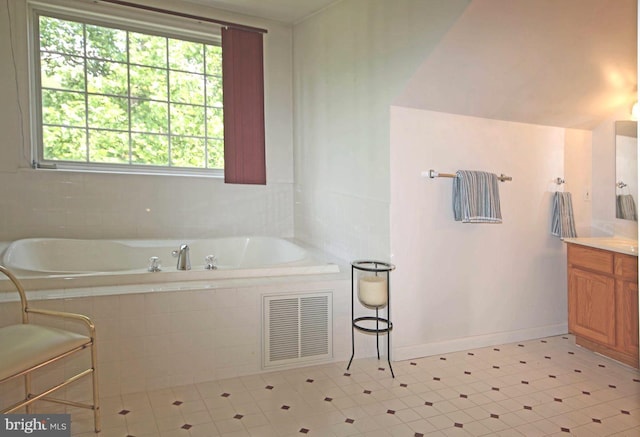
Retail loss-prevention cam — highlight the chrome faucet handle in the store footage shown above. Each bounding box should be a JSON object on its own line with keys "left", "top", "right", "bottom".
{"left": 205, "top": 255, "right": 217, "bottom": 270}
{"left": 148, "top": 256, "right": 161, "bottom": 272}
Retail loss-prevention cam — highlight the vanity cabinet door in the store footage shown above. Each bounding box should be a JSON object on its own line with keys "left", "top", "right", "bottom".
{"left": 616, "top": 279, "right": 639, "bottom": 357}
{"left": 568, "top": 268, "right": 616, "bottom": 346}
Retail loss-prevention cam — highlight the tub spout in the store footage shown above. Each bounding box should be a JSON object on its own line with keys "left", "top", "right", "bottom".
{"left": 172, "top": 244, "right": 191, "bottom": 270}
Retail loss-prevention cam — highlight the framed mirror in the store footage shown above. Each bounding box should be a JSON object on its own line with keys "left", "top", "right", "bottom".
{"left": 615, "top": 120, "right": 638, "bottom": 221}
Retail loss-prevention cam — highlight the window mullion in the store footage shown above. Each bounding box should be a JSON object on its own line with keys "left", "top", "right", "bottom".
{"left": 166, "top": 37, "right": 172, "bottom": 167}
{"left": 203, "top": 43, "right": 208, "bottom": 169}
{"left": 126, "top": 30, "right": 132, "bottom": 165}
{"left": 83, "top": 23, "right": 90, "bottom": 163}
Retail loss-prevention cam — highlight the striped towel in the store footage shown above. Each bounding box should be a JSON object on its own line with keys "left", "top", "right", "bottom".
{"left": 452, "top": 170, "right": 502, "bottom": 223}
{"left": 616, "top": 194, "right": 637, "bottom": 221}
{"left": 551, "top": 192, "right": 577, "bottom": 238}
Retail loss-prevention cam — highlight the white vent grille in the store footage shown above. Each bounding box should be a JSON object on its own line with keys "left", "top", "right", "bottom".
{"left": 263, "top": 292, "right": 332, "bottom": 368}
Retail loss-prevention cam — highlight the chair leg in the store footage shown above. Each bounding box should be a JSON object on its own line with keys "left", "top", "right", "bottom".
{"left": 24, "top": 373, "right": 32, "bottom": 413}
{"left": 90, "top": 341, "right": 101, "bottom": 433}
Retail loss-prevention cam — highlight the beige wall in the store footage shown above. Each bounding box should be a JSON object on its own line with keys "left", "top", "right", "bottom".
{"left": 292, "top": 0, "right": 470, "bottom": 262}
{"left": 390, "top": 107, "right": 571, "bottom": 358}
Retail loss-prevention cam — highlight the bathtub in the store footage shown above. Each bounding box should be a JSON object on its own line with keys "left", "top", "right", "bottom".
{"left": 0, "top": 236, "right": 341, "bottom": 292}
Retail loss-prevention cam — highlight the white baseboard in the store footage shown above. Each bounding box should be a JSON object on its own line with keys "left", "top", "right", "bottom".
{"left": 392, "top": 323, "right": 568, "bottom": 361}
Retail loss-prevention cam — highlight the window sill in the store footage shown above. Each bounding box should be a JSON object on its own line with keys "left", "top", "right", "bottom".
{"left": 29, "top": 163, "right": 225, "bottom": 179}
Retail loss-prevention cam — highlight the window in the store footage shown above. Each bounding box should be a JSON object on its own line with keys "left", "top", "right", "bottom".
{"left": 33, "top": 11, "right": 225, "bottom": 174}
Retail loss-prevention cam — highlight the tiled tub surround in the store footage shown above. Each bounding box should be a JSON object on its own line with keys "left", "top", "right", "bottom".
{"left": 16, "top": 335, "right": 640, "bottom": 436}
{"left": 0, "top": 271, "right": 387, "bottom": 415}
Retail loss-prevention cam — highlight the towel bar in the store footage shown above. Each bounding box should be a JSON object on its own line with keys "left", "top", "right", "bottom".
{"left": 423, "top": 169, "right": 512, "bottom": 182}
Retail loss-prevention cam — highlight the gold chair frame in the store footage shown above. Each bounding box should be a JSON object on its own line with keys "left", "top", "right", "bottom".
{"left": 0, "top": 266, "right": 100, "bottom": 433}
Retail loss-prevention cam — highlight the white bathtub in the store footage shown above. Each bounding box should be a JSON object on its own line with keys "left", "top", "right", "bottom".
{"left": 0, "top": 237, "right": 340, "bottom": 291}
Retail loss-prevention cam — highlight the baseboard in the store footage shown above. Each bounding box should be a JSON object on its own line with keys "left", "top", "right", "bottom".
{"left": 392, "top": 323, "right": 568, "bottom": 361}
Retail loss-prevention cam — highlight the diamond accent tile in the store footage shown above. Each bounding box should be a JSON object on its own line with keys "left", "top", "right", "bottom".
{"left": 265, "top": 385, "right": 274, "bottom": 390}
{"left": 491, "top": 414, "right": 499, "bottom": 419}
{"left": 524, "top": 405, "right": 532, "bottom": 410}
{"left": 281, "top": 405, "right": 290, "bottom": 410}
{"left": 345, "top": 418, "right": 354, "bottom": 424}
{"left": 454, "top": 423, "right": 463, "bottom": 428}
{"left": 221, "top": 393, "right": 230, "bottom": 397}
{"left": 234, "top": 414, "right": 243, "bottom": 419}
{"left": 299, "top": 428, "right": 309, "bottom": 434}
{"left": 387, "top": 409, "right": 395, "bottom": 415}
{"left": 363, "top": 390, "right": 371, "bottom": 394}
{"left": 561, "top": 427, "right": 570, "bottom": 433}
{"left": 324, "top": 397, "right": 332, "bottom": 402}
{"left": 306, "top": 378, "right": 314, "bottom": 383}
{"left": 172, "top": 401, "right": 183, "bottom": 406}
{"left": 181, "top": 424, "right": 192, "bottom": 430}
{"left": 592, "top": 418, "right": 602, "bottom": 423}
{"left": 400, "top": 383, "right": 408, "bottom": 387}
{"left": 118, "top": 410, "right": 130, "bottom": 415}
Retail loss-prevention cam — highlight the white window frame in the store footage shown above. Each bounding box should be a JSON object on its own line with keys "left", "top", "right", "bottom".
{"left": 27, "top": 0, "right": 224, "bottom": 178}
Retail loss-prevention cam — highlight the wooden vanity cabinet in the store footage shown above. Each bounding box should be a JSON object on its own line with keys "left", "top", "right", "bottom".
{"left": 567, "top": 243, "right": 639, "bottom": 368}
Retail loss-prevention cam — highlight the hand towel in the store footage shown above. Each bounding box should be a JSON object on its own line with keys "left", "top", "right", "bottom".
{"left": 551, "top": 192, "right": 577, "bottom": 238}
{"left": 616, "top": 194, "right": 637, "bottom": 221}
{"left": 452, "top": 170, "right": 502, "bottom": 223}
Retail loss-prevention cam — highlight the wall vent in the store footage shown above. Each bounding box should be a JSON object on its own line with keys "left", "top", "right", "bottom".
{"left": 263, "top": 291, "right": 332, "bottom": 368}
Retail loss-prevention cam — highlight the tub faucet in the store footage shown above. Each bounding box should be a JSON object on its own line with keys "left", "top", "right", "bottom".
{"left": 172, "top": 244, "right": 191, "bottom": 270}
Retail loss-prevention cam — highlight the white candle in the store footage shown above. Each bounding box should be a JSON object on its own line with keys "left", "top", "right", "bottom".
{"left": 358, "top": 276, "right": 388, "bottom": 307}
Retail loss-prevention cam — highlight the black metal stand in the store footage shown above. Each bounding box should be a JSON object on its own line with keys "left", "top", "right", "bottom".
{"left": 347, "top": 260, "right": 395, "bottom": 378}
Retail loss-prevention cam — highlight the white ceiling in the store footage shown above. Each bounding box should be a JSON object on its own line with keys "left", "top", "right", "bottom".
{"left": 182, "top": 0, "right": 338, "bottom": 23}
{"left": 394, "top": 0, "right": 637, "bottom": 130}
{"left": 180, "top": 0, "right": 635, "bottom": 130}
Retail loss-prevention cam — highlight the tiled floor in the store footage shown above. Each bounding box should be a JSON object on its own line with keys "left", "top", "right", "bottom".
{"left": 69, "top": 335, "right": 639, "bottom": 436}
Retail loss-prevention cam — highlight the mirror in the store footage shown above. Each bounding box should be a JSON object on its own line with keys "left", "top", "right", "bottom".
{"left": 615, "top": 120, "right": 638, "bottom": 221}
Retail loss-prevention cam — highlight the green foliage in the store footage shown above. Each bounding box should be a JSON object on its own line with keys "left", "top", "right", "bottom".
{"left": 39, "top": 15, "right": 224, "bottom": 170}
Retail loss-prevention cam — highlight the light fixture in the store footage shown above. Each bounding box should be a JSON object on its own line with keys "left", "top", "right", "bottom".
{"left": 631, "top": 101, "right": 639, "bottom": 120}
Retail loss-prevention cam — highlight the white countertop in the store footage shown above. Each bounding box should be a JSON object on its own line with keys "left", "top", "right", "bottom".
{"left": 563, "top": 237, "right": 639, "bottom": 256}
